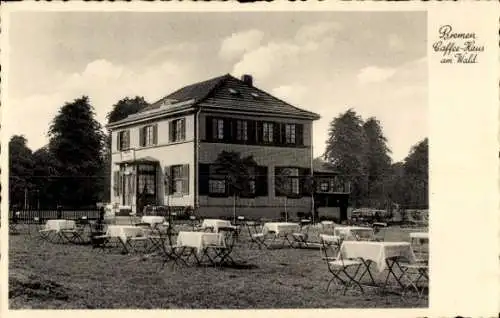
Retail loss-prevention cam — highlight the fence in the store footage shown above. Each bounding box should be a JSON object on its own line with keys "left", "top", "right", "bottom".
{"left": 9, "top": 209, "right": 101, "bottom": 223}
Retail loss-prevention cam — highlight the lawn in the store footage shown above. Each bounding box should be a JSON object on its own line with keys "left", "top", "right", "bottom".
{"left": 9, "top": 223, "right": 428, "bottom": 309}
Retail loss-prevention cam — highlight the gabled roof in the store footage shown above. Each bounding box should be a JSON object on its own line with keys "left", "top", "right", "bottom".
{"left": 108, "top": 73, "right": 320, "bottom": 128}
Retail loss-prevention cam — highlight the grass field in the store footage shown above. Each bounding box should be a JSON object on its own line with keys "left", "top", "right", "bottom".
{"left": 9, "top": 223, "right": 428, "bottom": 309}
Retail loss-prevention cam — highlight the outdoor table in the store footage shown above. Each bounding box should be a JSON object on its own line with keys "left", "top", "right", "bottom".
{"left": 42, "top": 220, "right": 77, "bottom": 243}
{"left": 105, "top": 225, "right": 145, "bottom": 253}
{"left": 140, "top": 216, "right": 166, "bottom": 228}
{"left": 409, "top": 232, "right": 429, "bottom": 261}
{"left": 338, "top": 241, "right": 418, "bottom": 291}
{"left": 201, "top": 219, "right": 233, "bottom": 233}
{"left": 262, "top": 222, "right": 301, "bottom": 248}
{"left": 334, "top": 226, "right": 374, "bottom": 241}
{"left": 176, "top": 231, "right": 225, "bottom": 265}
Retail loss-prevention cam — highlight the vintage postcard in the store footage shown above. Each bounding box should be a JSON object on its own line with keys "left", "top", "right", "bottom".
{"left": 0, "top": 1, "right": 498, "bottom": 318}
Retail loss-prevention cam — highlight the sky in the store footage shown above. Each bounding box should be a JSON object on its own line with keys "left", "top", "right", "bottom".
{"left": 6, "top": 11, "right": 427, "bottom": 162}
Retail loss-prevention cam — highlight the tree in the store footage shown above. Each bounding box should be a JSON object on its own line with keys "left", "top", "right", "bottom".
{"left": 9, "top": 135, "right": 34, "bottom": 208}
{"left": 403, "top": 138, "right": 428, "bottom": 209}
{"left": 324, "top": 109, "right": 369, "bottom": 207}
{"left": 48, "top": 96, "right": 106, "bottom": 207}
{"left": 106, "top": 96, "right": 149, "bottom": 124}
{"left": 31, "top": 146, "right": 61, "bottom": 209}
{"left": 363, "top": 117, "right": 392, "bottom": 208}
{"left": 213, "top": 151, "right": 257, "bottom": 223}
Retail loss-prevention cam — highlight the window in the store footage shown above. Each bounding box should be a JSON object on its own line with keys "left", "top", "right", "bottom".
{"left": 138, "top": 174, "right": 155, "bottom": 195}
{"left": 170, "top": 118, "right": 186, "bottom": 142}
{"left": 263, "top": 122, "right": 274, "bottom": 143}
{"left": 320, "top": 181, "right": 330, "bottom": 192}
{"left": 118, "top": 130, "right": 130, "bottom": 150}
{"left": 209, "top": 165, "right": 226, "bottom": 195}
{"left": 212, "top": 118, "right": 224, "bottom": 140}
{"left": 285, "top": 124, "right": 296, "bottom": 144}
{"left": 275, "top": 167, "right": 300, "bottom": 196}
{"left": 171, "top": 165, "right": 186, "bottom": 195}
{"left": 246, "top": 166, "right": 256, "bottom": 195}
{"left": 140, "top": 125, "right": 157, "bottom": 147}
{"left": 236, "top": 120, "right": 248, "bottom": 141}
{"left": 209, "top": 180, "right": 226, "bottom": 194}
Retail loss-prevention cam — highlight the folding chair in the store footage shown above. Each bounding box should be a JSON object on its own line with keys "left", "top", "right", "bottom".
{"left": 206, "top": 228, "right": 237, "bottom": 267}
{"left": 245, "top": 221, "right": 267, "bottom": 249}
{"left": 319, "top": 234, "right": 365, "bottom": 295}
{"left": 371, "top": 223, "right": 387, "bottom": 241}
{"left": 292, "top": 219, "right": 311, "bottom": 248}
{"left": 61, "top": 216, "right": 90, "bottom": 244}
{"left": 399, "top": 261, "right": 429, "bottom": 304}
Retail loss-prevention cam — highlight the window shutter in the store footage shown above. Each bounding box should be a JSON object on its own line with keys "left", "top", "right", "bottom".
{"left": 117, "top": 133, "right": 121, "bottom": 151}
{"left": 181, "top": 119, "right": 186, "bottom": 140}
{"left": 164, "top": 166, "right": 171, "bottom": 195}
{"left": 153, "top": 124, "right": 158, "bottom": 145}
{"left": 273, "top": 122, "right": 280, "bottom": 145}
{"left": 274, "top": 167, "right": 283, "bottom": 196}
{"left": 139, "top": 127, "right": 145, "bottom": 147}
{"left": 118, "top": 171, "right": 123, "bottom": 196}
{"left": 296, "top": 124, "right": 304, "bottom": 145}
{"left": 206, "top": 116, "right": 213, "bottom": 141}
{"left": 300, "top": 168, "right": 311, "bottom": 197}
{"left": 248, "top": 120, "right": 256, "bottom": 145}
{"left": 113, "top": 171, "right": 119, "bottom": 195}
{"left": 125, "top": 131, "right": 130, "bottom": 149}
{"left": 223, "top": 118, "right": 232, "bottom": 142}
{"left": 280, "top": 123, "right": 286, "bottom": 144}
{"left": 255, "top": 121, "right": 263, "bottom": 143}
{"left": 199, "top": 163, "right": 210, "bottom": 195}
{"left": 182, "top": 164, "right": 189, "bottom": 194}
{"left": 169, "top": 121, "right": 174, "bottom": 142}
{"left": 256, "top": 166, "right": 268, "bottom": 196}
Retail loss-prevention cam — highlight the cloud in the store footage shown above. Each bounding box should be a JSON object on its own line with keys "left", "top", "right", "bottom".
{"left": 272, "top": 85, "right": 308, "bottom": 105}
{"left": 295, "top": 21, "right": 341, "bottom": 44}
{"left": 219, "top": 29, "right": 265, "bottom": 61}
{"left": 6, "top": 57, "right": 201, "bottom": 151}
{"left": 357, "top": 66, "right": 397, "bottom": 85}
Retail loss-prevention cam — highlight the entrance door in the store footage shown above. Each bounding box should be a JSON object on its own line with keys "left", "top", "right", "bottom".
{"left": 123, "top": 174, "right": 134, "bottom": 207}
{"left": 137, "top": 164, "right": 157, "bottom": 215}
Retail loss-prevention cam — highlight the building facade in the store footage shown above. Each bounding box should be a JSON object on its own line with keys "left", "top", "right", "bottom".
{"left": 107, "top": 74, "right": 349, "bottom": 219}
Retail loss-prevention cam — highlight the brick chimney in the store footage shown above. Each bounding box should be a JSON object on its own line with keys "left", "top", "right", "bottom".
{"left": 241, "top": 74, "right": 253, "bottom": 86}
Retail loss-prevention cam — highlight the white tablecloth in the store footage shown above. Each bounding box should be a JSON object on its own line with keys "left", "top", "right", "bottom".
{"left": 106, "top": 225, "right": 145, "bottom": 242}
{"left": 262, "top": 222, "right": 300, "bottom": 236}
{"left": 201, "top": 219, "right": 233, "bottom": 232}
{"left": 338, "top": 241, "right": 417, "bottom": 273}
{"left": 334, "top": 226, "right": 374, "bottom": 240}
{"left": 45, "top": 220, "right": 76, "bottom": 232}
{"left": 409, "top": 232, "right": 429, "bottom": 240}
{"left": 176, "top": 231, "right": 224, "bottom": 254}
{"left": 141, "top": 216, "right": 166, "bottom": 226}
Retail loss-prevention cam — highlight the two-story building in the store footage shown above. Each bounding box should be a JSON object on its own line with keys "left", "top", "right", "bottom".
{"left": 107, "top": 74, "right": 349, "bottom": 220}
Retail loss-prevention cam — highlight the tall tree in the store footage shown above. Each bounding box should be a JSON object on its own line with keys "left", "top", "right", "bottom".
{"left": 213, "top": 151, "right": 257, "bottom": 223}
{"left": 324, "top": 109, "right": 368, "bottom": 207}
{"left": 48, "top": 96, "right": 105, "bottom": 207}
{"left": 403, "top": 138, "right": 428, "bottom": 209}
{"left": 9, "top": 135, "right": 34, "bottom": 208}
{"left": 31, "top": 146, "right": 61, "bottom": 209}
{"left": 106, "top": 96, "right": 149, "bottom": 124}
{"left": 363, "top": 117, "right": 392, "bottom": 208}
